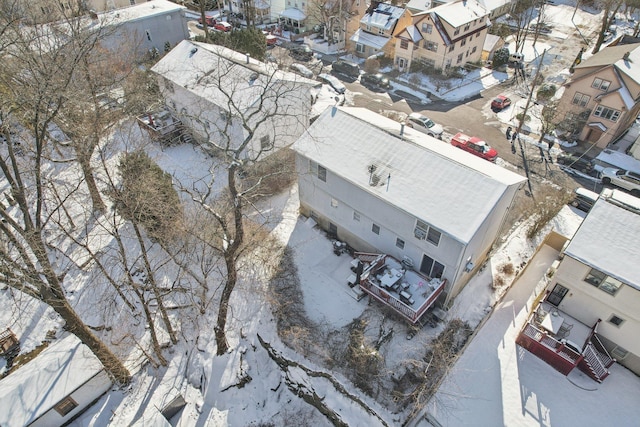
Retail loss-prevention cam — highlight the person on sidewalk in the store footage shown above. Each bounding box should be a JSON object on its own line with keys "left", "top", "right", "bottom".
{"left": 506, "top": 126, "right": 512, "bottom": 141}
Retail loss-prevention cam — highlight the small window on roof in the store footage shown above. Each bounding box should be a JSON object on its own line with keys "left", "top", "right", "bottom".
{"left": 54, "top": 396, "right": 78, "bottom": 416}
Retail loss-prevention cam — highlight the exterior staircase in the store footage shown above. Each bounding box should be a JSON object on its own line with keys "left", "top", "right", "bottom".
{"left": 579, "top": 336, "right": 615, "bottom": 382}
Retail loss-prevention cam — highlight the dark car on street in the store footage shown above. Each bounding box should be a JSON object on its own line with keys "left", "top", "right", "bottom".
{"left": 557, "top": 152, "right": 594, "bottom": 174}
{"left": 331, "top": 60, "right": 360, "bottom": 78}
{"left": 360, "top": 73, "right": 391, "bottom": 90}
{"left": 288, "top": 44, "right": 313, "bottom": 61}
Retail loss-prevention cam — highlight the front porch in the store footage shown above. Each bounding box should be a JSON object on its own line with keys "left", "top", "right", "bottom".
{"left": 353, "top": 252, "right": 446, "bottom": 324}
{"left": 516, "top": 295, "right": 616, "bottom": 382}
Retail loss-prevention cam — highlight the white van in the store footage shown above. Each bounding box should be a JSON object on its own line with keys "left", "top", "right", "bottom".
{"left": 509, "top": 52, "right": 525, "bottom": 64}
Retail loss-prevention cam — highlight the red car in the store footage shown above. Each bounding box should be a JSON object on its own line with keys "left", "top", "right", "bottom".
{"left": 491, "top": 95, "right": 511, "bottom": 111}
{"left": 451, "top": 132, "right": 498, "bottom": 162}
{"left": 198, "top": 15, "right": 216, "bottom": 26}
{"left": 214, "top": 21, "right": 232, "bottom": 32}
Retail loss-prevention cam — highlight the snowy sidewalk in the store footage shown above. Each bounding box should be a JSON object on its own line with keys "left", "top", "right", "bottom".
{"left": 419, "top": 244, "right": 640, "bottom": 426}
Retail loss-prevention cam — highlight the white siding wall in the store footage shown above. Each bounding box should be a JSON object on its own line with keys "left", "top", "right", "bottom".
{"left": 31, "top": 370, "right": 112, "bottom": 427}
{"left": 551, "top": 256, "right": 640, "bottom": 356}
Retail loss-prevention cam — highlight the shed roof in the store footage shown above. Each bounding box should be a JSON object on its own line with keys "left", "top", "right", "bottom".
{"left": 0, "top": 335, "right": 107, "bottom": 426}
{"left": 350, "top": 29, "right": 391, "bottom": 49}
{"left": 151, "top": 40, "right": 316, "bottom": 113}
{"left": 565, "top": 196, "right": 640, "bottom": 290}
{"left": 292, "top": 107, "right": 525, "bottom": 243}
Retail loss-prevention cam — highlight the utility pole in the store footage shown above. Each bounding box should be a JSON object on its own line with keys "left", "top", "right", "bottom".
{"left": 515, "top": 47, "right": 549, "bottom": 198}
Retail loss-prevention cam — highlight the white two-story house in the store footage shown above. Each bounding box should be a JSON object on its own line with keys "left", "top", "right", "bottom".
{"left": 151, "top": 40, "right": 318, "bottom": 160}
{"left": 292, "top": 107, "right": 526, "bottom": 306}
{"left": 394, "top": 0, "right": 490, "bottom": 72}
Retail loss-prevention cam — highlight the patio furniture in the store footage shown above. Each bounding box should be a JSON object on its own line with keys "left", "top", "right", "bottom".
{"left": 534, "top": 307, "right": 547, "bottom": 325}
{"left": 557, "top": 322, "right": 573, "bottom": 339}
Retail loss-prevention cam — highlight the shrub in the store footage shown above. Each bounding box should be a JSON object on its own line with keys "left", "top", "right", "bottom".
{"left": 364, "top": 58, "right": 380, "bottom": 73}
{"left": 537, "top": 84, "right": 557, "bottom": 101}
{"left": 493, "top": 48, "right": 509, "bottom": 68}
{"left": 516, "top": 112, "right": 531, "bottom": 122}
{"left": 498, "top": 262, "right": 515, "bottom": 275}
{"left": 206, "top": 27, "right": 266, "bottom": 60}
{"left": 116, "top": 150, "right": 182, "bottom": 242}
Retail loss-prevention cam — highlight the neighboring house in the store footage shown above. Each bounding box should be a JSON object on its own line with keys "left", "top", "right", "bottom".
{"left": 517, "top": 189, "right": 640, "bottom": 381}
{"left": 151, "top": 40, "right": 318, "bottom": 159}
{"left": 476, "top": 0, "right": 512, "bottom": 20}
{"left": 95, "top": 0, "right": 189, "bottom": 59}
{"left": 556, "top": 42, "right": 640, "bottom": 149}
{"left": 0, "top": 334, "right": 112, "bottom": 427}
{"left": 482, "top": 33, "right": 504, "bottom": 63}
{"left": 292, "top": 106, "right": 526, "bottom": 307}
{"left": 348, "top": 1, "right": 404, "bottom": 59}
{"left": 393, "top": 0, "right": 490, "bottom": 72}
{"left": 20, "top": 0, "right": 133, "bottom": 24}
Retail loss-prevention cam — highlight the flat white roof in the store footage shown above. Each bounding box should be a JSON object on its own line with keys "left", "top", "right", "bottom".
{"left": 152, "top": 40, "right": 316, "bottom": 112}
{"left": 0, "top": 335, "right": 107, "bottom": 426}
{"left": 350, "top": 29, "right": 390, "bottom": 50}
{"left": 565, "top": 197, "right": 640, "bottom": 290}
{"left": 99, "top": 0, "right": 185, "bottom": 25}
{"left": 293, "top": 107, "right": 525, "bottom": 243}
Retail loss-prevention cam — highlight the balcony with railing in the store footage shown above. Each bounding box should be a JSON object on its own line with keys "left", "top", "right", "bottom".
{"left": 354, "top": 253, "right": 446, "bottom": 324}
{"left": 516, "top": 294, "right": 616, "bottom": 382}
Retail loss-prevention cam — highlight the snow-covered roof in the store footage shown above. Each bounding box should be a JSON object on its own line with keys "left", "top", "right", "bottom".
{"left": 98, "top": 0, "right": 185, "bottom": 25}
{"left": 483, "top": 33, "right": 502, "bottom": 51}
{"left": 416, "top": 0, "right": 488, "bottom": 28}
{"left": 279, "top": 7, "right": 306, "bottom": 20}
{"left": 397, "top": 24, "right": 423, "bottom": 43}
{"left": 575, "top": 42, "right": 640, "bottom": 85}
{"left": 360, "top": 3, "right": 404, "bottom": 31}
{"left": 292, "top": 107, "right": 525, "bottom": 244}
{"left": 0, "top": 335, "right": 108, "bottom": 426}
{"left": 476, "top": 0, "right": 510, "bottom": 13}
{"left": 564, "top": 197, "right": 640, "bottom": 290}
{"left": 151, "top": 40, "right": 316, "bottom": 113}
{"left": 350, "top": 28, "right": 391, "bottom": 50}
{"left": 405, "top": 0, "right": 432, "bottom": 12}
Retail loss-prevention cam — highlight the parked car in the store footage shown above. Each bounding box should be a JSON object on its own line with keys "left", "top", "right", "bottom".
{"left": 265, "top": 34, "right": 277, "bottom": 46}
{"left": 214, "top": 21, "right": 232, "bottom": 32}
{"left": 318, "top": 73, "right": 346, "bottom": 94}
{"left": 289, "top": 63, "right": 314, "bottom": 79}
{"left": 450, "top": 132, "right": 498, "bottom": 162}
{"left": 570, "top": 187, "right": 599, "bottom": 212}
{"left": 600, "top": 168, "right": 640, "bottom": 196}
{"left": 557, "top": 152, "right": 594, "bottom": 174}
{"left": 360, "top": 73, "right": 390, "bottom": 89}
{"left": 289, "top": 44, "right": 313, "bottom": 61}
{"left": 331, "top": 60, "right": 360, "bottom": 78}
{"left": 406, "top": 112, "right": 443, "bottom": 139}
{"left": 198, "top": 15, "right": 216, "bottom": 26}
{"left": 491, "top": 95, "right": 511, "bottom": 111}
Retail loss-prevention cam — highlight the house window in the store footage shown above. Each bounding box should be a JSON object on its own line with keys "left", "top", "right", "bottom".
{"left": 420, "top": 254, "right": 445, "bottom": 279}
{"left": 378, "top": 28, "right": 385, "bottom": 35}
{"left": 145, "top": 30, "right": 152, "bottom": 41}
{"left": 448, "top": 44, "right": 455, "bottom": 52}
{"left": 426, "top": 228, "right": 441, "bottom": 246}
{"left": 593, "top": 105, "right": 621, "bottom": 122}
{"left": 461, "top": 38, "right": 466, "bottom": 47}
{"left": 584, "top": 268, "right": 622, "bottom": 295}
{"left": 476, "top": 32, "right": 480, "bottom": 38}
{"left": 353, "top": 211, "right": 361, "bottom": 221}
{"left": 260, "top": 135, "right": 272, "bottom": 150}
{"left": 608, "top": 314, "right": 625, "bottom": 327}
{"left": 317, "top": 165, "right": 327, "bottom": 182}
{"left": 396, "top": 238, "right": 405, "bottom": 249}
{"left": 592, "top": 78, "right": 611, "bottom": 91}
{"left": 471, "top": 46, "right": 477, "bottom": 54}
{"left": 464, "top": 24, "right": 470, "bottom": 31}
{"left": 454, "top": 28, "right": 460, "bottom": 35}
{"left": 54, "top": 396, "right": 78, "bottom": 416}
{"left": 331, "top": 198, "right": 338, "bottom": 208}
{"left": 424, "top": 41, "right": 438, "bottom": 52}
{"left": 572, "top": 92, "right": 590, "bottom": 107}
{"left": 372, "top": 223, "right": 380, "bottom": 235}
{"left": 400, "top": 39, "right": 409, "bottom": 50}
{"left": 129, "top": 0, "right": 135, "bottom": 4}
{"left": 611, "top": 346, "right": 628, "bottom": 360}
{"left": 457, "top": 53, "right": 463, "bottom": 63}
{"left": 422, "top": 23, "right": 433, "bottom": 33}
{"left": 356, "top": 43, "right": 365, "bottom": 53}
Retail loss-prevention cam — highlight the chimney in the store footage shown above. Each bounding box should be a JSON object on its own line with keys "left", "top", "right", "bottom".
{"left": 246, "top": 53, "right": 251, "bottom": 64}
{"left": 623, "top": 51, "right": 630, "bottom": 61}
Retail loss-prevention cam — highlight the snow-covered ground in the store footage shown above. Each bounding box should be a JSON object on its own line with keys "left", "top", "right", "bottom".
{"left": 3, "top": 3, "right": 640, "bottom": 426}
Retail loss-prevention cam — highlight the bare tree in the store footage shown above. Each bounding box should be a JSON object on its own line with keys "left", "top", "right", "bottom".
{"left": 306, "top": 0, "right": 352, "bottom": 44}
{"left": 155, "top": 51, "right": 310, "bottom": 354}
{"left": 592, "top": 0, "right": 625, "bottom": 54}
{"left": 0, "top": 4, "right": 132, "bottom": 383}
